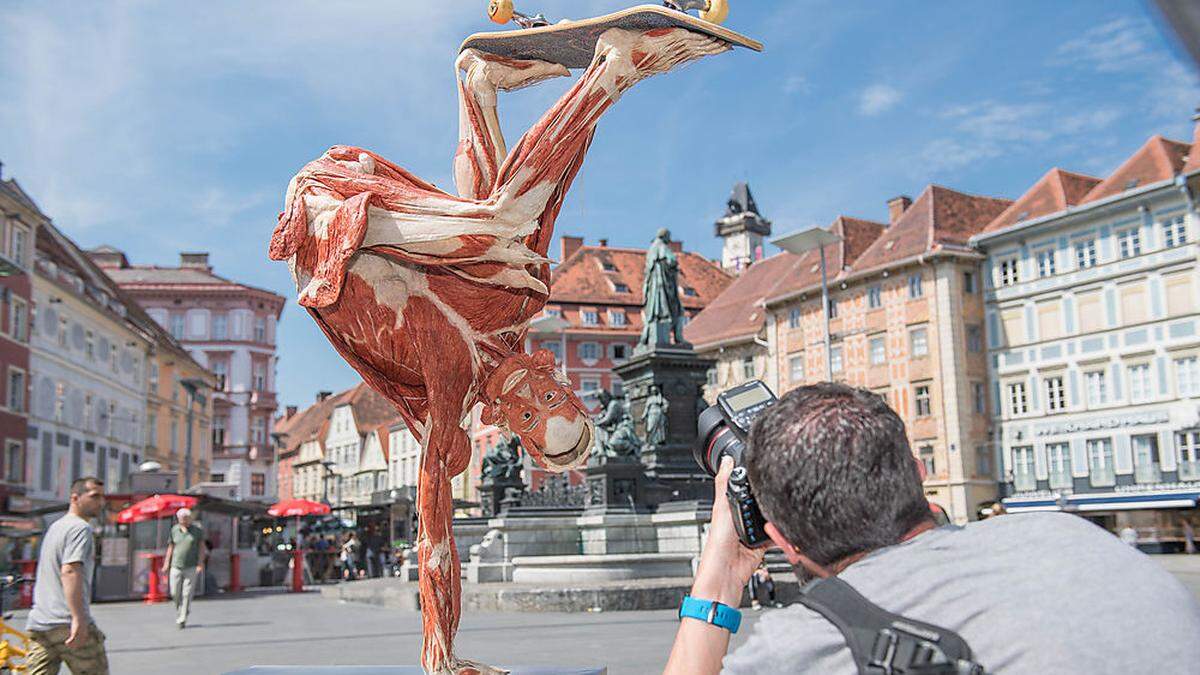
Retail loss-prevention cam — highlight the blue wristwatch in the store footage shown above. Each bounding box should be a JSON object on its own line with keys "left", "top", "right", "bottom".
{"left": 679, "top": 595, "right": 742, "bottom": 634}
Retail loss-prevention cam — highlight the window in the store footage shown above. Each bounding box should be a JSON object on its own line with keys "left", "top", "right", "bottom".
{"left": 9, "top": 226, "right": 27, "bottom": 268}
{"left": 683, "top": 287, "right": 698, "bottom": 297}
{"left": 1118, "top": 282, "right": 1148, "bottom": 325}
{"left": 1133, "top": 434, "right": 1161, "bottom": 483}
{"left": 1085, "top": 369, "right": 1107, "bottom": 407}
{"left": 254, "top": 316, "right": 266, "bottom": 342}
{"left": 869, "top": 336, "right": 886, "bottom": 365}
{"left": 1045, "top": 376, "right": 1066, "bottom": 411}
{"left": 251, "top": 473, "right": 266, "bottom": 496}
{"left": 149, "top": 362, "right": 159, "bottom": 389}
{"left": 1001, "top": 308, "right": 1025, "bottom": 346}
{"left": 973, "top": 381, "right": 986, "bottom": 414}
{"left": 1162, "top": 215, "right": 1187, "bottom": 248}
{"left": 580, "top": 379, "right": 601, "bottom": 393}
{"left": 975, "top": 446, "right": 991, "bottom": 477}
{"left": 251, "top": 417, "right": 267, "bottom": 444}
{"left": 544, "top": 307, "right": 562, "bottom": 318}
{"left": 581, "top": 310, "right": 599, "bottom": 326}
{"left": 1178, "top": 430, "right": 1200, "bottom": 481}
{"left": 997, "top": 257, "right": 1020, "bottom": 286}
{"left": 1012, "top": 445, "right": 1035, "bottom": 491}
{"left": 830, "top": 346, "right": 843, "bottom": 374}
{"left": 147, "top": 412, "right": 157, "bottom": 448}
{"left": 1076, "top": 290, "right": 1104, "bottom": 333}
{"left": 211, "top": 472, "right": 226, "bottom": 484}
{"left": 212, "top": 416, "right": 226, "bottom": 448}
{"left": 1035, "top": 248, "right": 1056, "bottom": 278}
{"left": 1116, "top": 227, "right": 1141, "bottom": 258}
{"left": 788, "top": 308, "right": 801, "bottom": 329}
{"left": 6, "top": 369, "right": 23, "bottom": 413}
{"left": 1165, "top": 272, "right": 1196, "bottom": 317}
{"left": 170, "top": 314, "right": 184, "bottom": 340}
{"left": 213, "top": 314, "right": 227, "bottom": 340}
{"left": 608, "top": 310, "right": 626, "bottom": 326}
{"left": 1007, "top": 381, "right": 1028, "bottom": 415}
{"left": 1177, "top": 356, "right": 1200, "bottom": 397}
{"left": 57, "top": 317, "right": 67, "bottom": 348}
{"left": 579, "top": 342, "right": 600, "bottom": 362}
{"left": 1037, "top": 300, "right": 1062, "bottom": 340}
{"left": 1128, "top": 363, "right": 1152, "bottom": 403}
{"left": 253, "top": 361, "right": 266, "bottom": 392}
{"left": 84, "top": 331, "right": 94, "bottom": 360}
{"left": 8, "top": 298, "right": 26, "bottom": 343}
{"left": 909, "top": 327, "right": 928, "bottom": 358}
{"left": 1074, "top": 238, "right": 1097, "bottom": 269}
{"left": 966, "top": 324, "right": 983, "bottom": 353}
{"left": 609, "top": 343, "right": 628, "bottom": 362}
{"left": 1047, "top": 442, "right": 1072, "bottom": 488}
{"left": 868, "top": 285, "right": 883, "bottom": 308}
{"left": 963, "top": 271, "right": 977, "bottom": 294}
{"left": 170, "top": 418, "right": 179, "bottom": 454}
{"left": 212, "top": 359, "right": 228, "bottom": 391}
{"left": 908, "top": 273, "right": 923, "bottom": 299}
{"left": 54, "top": 382, "right": 65, "bottom": 422}
{"left": 915, "top": 385, "right": 931, "bottom": 417}
{"left": 742, "top": 356, "right": 755, "bottom": 379}
{"left": 919, "top": 445, "right": 935, "bottom": 476}
{"left": 1087, "top": 438, "right": 1115, "bottom": 487}
{"left": 789, "top": 354, "right": 804, "bottom": 382}
{"left": 541, "top": 341, "right": 562, "bottom": 362}
{"left": 613, "top": 282, "right": 630, "bottom": 294}
{"left": 827, "top": 298, "right": 838, "bottom": 319}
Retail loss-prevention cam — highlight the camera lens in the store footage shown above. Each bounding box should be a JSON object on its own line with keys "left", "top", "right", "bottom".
{"left": 695, "top": 404, "right": 746, "bottom": 475}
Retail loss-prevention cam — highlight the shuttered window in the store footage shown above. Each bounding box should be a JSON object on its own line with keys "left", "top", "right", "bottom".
{"left": 1076, "top": 291, "right": 1104, "bottom": 334}
{"left": 1164, "top": 272, "right": 1195, "bottom": 317}
{"left": 1001, "top": 309, "right": 1025, "bottom": 347}
{"left": 1119, "top": 282, "right": 1148, "bottom": 325}
{"left": 1037, "top": 301, "right": 1062, "bottom": 341}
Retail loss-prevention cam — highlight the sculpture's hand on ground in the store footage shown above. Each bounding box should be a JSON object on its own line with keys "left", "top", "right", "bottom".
{"left": 457, "top": 48, "right": 570, "bottom": 106}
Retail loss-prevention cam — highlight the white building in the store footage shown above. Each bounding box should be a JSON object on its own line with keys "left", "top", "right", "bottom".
{"left": 973, "top": 125, "right": 1200, "bottom": 546}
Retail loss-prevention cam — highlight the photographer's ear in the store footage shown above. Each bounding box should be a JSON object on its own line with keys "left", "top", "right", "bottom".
{"left": 765, "top": 521, "right": 833, "bottom": 580}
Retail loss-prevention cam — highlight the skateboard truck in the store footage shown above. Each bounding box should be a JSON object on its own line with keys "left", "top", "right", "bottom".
{"left": 664, "top": 0, "right": 729, "bottom": 24}
{"left": 488, "top": 0, "right": 550, "bottom": 28}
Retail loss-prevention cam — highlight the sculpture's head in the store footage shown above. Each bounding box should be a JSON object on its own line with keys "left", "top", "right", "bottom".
{"left": 482, "top": 350, "right": 594, "bottom": 471}
{"left": 656, "top": 227, "right": 671, "bottom": 242}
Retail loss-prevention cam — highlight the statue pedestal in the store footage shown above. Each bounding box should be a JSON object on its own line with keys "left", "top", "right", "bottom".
{"left": 584, "top": 459, "right": 649, "bottom": 515}
{"left": 478, "top": 476, "right": 524, "bottom": 518}
{"left": 614, "top": 347, "right": 715, "bottom": 508}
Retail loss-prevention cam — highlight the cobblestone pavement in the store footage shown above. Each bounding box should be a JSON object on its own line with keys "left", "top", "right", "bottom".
{"left": 9, "top": 555, "right": 1199, "bottom": 675}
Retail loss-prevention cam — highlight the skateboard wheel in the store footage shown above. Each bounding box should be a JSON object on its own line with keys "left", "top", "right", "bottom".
{"left": 488, "top": 0, "right": 514, "bottom": 25}
{"left": 699, "top": 0, "right": 728, "bottom": 24}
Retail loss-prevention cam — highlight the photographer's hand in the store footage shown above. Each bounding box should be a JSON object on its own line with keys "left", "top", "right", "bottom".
{"left": 664, "top": 457, "right": 767, "bottom": 675}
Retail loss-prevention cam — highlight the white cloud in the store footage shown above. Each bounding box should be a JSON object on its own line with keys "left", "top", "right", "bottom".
{"left": 783, "top": 74, "right": 812, "bottom": 95}
{"left": 1054, "top": 17, "right": 1155, "bottom": 73}
{"left": 858, "top": 84, "right": 902, "bottom": 116}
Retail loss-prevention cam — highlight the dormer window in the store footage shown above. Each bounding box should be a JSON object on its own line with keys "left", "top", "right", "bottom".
{"left": 613, "top": 282, "right": 630, "bottom": 293}
{"left": 608, "top": 310, "right": 627, "bottom": 326}
{"left": 600, "top": 260, "right": 617, "bottom": 272}
{"left": 581, "top": 310, "right": 599, "bottom": 326}
{"left": 683, "top": 287, "right": 697, "bottom": 297}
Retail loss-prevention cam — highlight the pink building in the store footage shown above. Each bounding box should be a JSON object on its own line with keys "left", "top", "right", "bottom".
{"left": 91, "top": 249, "right": 285, "bottom": 501}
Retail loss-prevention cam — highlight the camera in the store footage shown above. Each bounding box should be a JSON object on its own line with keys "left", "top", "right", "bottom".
{"left": 695, "top": 379, "right": 777, "bottom": 547}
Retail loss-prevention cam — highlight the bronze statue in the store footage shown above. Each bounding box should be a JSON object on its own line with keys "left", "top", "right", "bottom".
{"left": 638, "top": 228, "right": 690, "bottom": 352}
{"left": 590, "top": 390, "right": 642, "bottom": 461}
{"left": 480, "top": 435, "right": 523, "bottom": 482}
{"left": 642, "top": 384, "right": 669, "bottom": 448}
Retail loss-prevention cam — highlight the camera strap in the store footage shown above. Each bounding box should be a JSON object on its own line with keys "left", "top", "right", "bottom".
{"left": 796, "top": 576, "right": 986, "bottom": 675}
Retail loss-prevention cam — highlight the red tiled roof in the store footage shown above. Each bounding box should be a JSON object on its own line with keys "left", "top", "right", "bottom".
{"left": 1186, "top": 120, "right": 1200, "bottom": 174}
{"left": 274, "top": 391, "right": 348, "bottom": 456}
{"left": 343, "top": 382, "right": 403, "bottom": 431}
{"left": 99, "top": 257, "right": 285, "bottom": 308}
{"left": 767, "top": 216, "right": 887, "bottom": 301}
{"left": 276, "top": 383, "right": 403, "bottom": 459}
{"left": 850, "top": 185, "right": 1011, "bottom": 274}
{"left": 983, "top": 168, "right": 1101, "bottom": 234}
{"left": 684, "top": 252, "right": 799, "bottom": 348}
{"left": 549, "top": 244, "right": 731, "bottom": 309}
{"left": 1082, "top": 135, "right": 1190, "bottom": 204}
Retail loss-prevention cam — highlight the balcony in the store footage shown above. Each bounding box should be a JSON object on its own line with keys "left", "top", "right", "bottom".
{"left": 1049, "top": 471, "right": 1073, "bottom": 490}
{"left": 1135, "top": 463, "right": 1162, "bottom": 484}
{"left": 1089, "top": 467, "right": 1116, "bottom": 488}
{"left": 1179, "top": 461, "right": 1200, "bottom": 482}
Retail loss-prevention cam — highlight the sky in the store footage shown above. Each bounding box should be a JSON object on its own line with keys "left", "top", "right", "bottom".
{"left": 1, "top": 0, "right": 1198, "bottom": 411}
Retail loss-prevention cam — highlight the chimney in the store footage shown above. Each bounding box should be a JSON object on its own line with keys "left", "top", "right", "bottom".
{"left": 1192, "top": 107, "right": 1200, "bottom": 149}
{"left": 316, "top": 391, "right": 332, "bottom": 402}
{"left": 668, "top": 240, "right": 683, "bottom": 253}
{"left": 887, "top": 195, "right": 912, "bottom": 225}
{"left": 87, "top": 246, "right": 129, "bottom": 270}
{"left": 560, "top": 235, "right": 583, "bottom": 261}
{"left": 286, "top": 405, "right": 298, "bottom": 419}
{"left": 598, "top": 238, "right": 608, "bottom": 247}
{"left": 180, "top": 252, "right": 211, "bottom": 272}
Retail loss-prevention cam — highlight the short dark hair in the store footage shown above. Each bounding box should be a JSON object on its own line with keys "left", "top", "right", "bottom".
{"left": 70, "top": 476, "right": 103, "bottom": 496}
{"left": 744, "top": 383, "right": 930, "bottom": 568}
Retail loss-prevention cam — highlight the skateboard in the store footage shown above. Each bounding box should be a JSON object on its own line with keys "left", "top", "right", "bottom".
{"left": 461, "top": 2, "right": 763, "bottom": 70}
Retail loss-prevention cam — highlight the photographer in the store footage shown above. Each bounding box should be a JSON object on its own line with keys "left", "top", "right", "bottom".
{"left": 666, "top": 383, "right": 1200, "bottom": 674}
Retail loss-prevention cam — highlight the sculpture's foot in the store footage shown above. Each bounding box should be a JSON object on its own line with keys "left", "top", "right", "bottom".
{"left": 433, "top": 656, "right": 510, "bottom": 675}
{"left": 597, "top": 26, "right": 730, "bottom": 80}
{"left": 457, "top": 48, "right": 570, "bottom": 106}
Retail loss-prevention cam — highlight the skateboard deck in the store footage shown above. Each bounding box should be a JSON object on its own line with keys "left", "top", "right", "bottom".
{"left": 461, "top": 4, "right": 763, "bottom": 70}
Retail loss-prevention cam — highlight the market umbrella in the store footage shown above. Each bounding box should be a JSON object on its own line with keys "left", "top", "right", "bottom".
{"left": 117, "top": 494, "right": 198, "bottom": 524}
{"left": 267, "top": 499, "right": 331, "bottom": 518}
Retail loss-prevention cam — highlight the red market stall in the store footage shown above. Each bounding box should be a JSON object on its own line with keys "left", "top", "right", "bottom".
{"left": 267, "top": 499, "right": 330, "bottom": 592}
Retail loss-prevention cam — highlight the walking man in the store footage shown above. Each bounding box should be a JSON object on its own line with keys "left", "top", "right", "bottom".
{"left": 26, "top": 477, "right": 109, "bottom": 675}
{"left": 162, "top": 508, "right": 206, "bottom": 629}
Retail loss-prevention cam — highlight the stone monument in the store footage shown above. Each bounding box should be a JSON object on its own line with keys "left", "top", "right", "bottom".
{"left": 477, "top": 435, "right": 525, "bottom": 518}
{"left": 585, "top": 390, "right": 647, "bottom": 514}
{"left": 615, "top": 229, "right": 716, "bottom": 507}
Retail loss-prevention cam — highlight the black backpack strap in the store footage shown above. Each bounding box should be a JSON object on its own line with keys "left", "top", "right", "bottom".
{"left": 796, "top": 576, "right": 986, "bottom": 675}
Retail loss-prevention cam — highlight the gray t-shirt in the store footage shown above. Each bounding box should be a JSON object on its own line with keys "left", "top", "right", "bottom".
{"left": 723, "top": 512, "right": 1200, "bottom": 674}
{"left": 27, "top": 513, "right": 95, "bottom": 631}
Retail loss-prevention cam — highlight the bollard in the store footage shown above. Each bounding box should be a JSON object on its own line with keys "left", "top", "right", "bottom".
{"left": 16, "top": 560, "right": 35, "bottom": 608}
{"left": 229, "top": 552, "right": 241, "bottom": 593}
{"left": 290, "top": 548, "right": 304, "bottom": 593}
{"left": 144, "top": 553, "right": 168, "bottom": 604}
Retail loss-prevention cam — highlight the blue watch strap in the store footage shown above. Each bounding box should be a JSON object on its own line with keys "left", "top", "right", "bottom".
{"left": 679, "top": 595, "right": 742, "bottom": 633}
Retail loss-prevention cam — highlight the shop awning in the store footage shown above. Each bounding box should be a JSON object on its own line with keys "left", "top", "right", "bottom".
{"left": 1004, "top": 490, "right": 1200, "bottom": 514}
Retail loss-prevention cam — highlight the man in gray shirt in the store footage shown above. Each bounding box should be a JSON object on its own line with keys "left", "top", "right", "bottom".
{"left": 664, "top": 383, "right": 1200, "bottom": 674}
{"left": 26, "top": 476, "right": 109, "bottom": 675}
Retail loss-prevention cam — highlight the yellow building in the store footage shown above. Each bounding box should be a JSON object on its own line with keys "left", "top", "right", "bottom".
{"left": 145, "top": 336, "right": 217, "bottom": 490}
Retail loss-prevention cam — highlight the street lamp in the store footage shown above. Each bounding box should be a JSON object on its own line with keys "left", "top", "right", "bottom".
{"left": 321, "top": 460, "right": 338, "bottom": 507}
{"left": 772, "top": 226, "right": 843, "bottom": 380}
{"left": 179, "top": 378, "right": 210, "bottom": 490}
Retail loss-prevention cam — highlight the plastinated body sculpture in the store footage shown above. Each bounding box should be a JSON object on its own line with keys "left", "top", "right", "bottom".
{"left": 271, "top": 26, "right": 732, "bottom": 675}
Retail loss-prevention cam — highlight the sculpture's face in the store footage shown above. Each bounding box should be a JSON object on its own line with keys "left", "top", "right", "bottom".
{"left": 483, "top": 350, "right": 593, "bottom": 471}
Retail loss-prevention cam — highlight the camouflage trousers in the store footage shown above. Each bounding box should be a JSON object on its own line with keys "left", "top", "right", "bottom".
{"left": 26, "top": 622, "right": 109, "bottom": 675}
